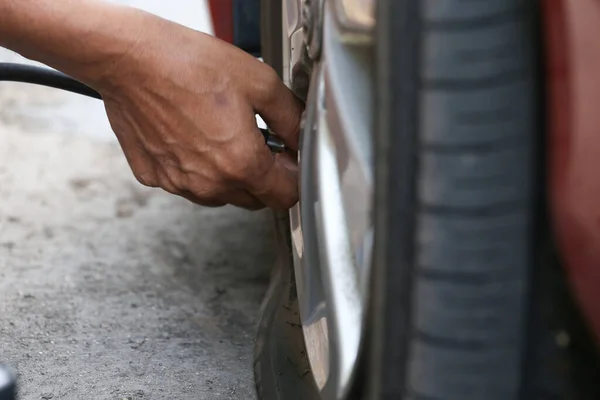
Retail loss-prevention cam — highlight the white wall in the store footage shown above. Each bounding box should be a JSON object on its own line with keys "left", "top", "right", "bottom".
{"left": 0, "top": 0, "right": 214, "bottom": 141}
{"left": 106, "top": 0, "right": 213, "bottom": 34}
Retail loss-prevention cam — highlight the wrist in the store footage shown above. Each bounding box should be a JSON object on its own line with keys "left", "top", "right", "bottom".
{"left": 0, "top": 0, "right": 22, "bottom": 39}
{"left": 0, "top": 0, "right": 152, "bottom": 89}
{"left": 76, "top": 7, "right": 154, "bottom": 89}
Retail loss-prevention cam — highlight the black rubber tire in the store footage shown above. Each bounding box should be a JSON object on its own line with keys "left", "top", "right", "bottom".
{"left": 254, "top": 1, "right": 320, "bottom": 399}
{"left": 367, "top": 0, "right": 600, "bottom": 398}
{"left": 367, "top": 0, "right": 542, "bottom": 399}
{"left": 253, "top": 213, "right": 320, "bottom": 400}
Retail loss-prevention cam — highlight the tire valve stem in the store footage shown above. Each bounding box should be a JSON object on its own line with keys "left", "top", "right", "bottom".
{"left": 260, "top": 128, "right": 286, "bottom": 153}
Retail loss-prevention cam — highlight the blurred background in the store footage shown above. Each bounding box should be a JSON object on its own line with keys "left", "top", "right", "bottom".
{"left": 0, "top": 1, "right": 271, "bottom": 399}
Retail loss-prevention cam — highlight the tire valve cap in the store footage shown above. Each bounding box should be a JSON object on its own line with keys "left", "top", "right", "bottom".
{"left": 260, "top": 128, "right": 287, "bottom": 153}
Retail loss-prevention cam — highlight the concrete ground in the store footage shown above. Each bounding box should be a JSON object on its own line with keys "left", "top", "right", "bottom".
{"left": 0, "top": 2, "right": 271, "bottom": 399}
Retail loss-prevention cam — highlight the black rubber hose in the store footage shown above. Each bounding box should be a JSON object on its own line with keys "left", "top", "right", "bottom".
{"left": 0, "top": 62, "right": 286, "bottom": 152}
{"left": 0, "top": 62, "right": 101, "bottom": 99}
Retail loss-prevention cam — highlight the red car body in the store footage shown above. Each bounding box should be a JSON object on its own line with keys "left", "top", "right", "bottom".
{"left": 208, "top": 0, "right": 600, "bottom": 346}
{"left": 544, "top": 0, "right": 600, "bottom": 344}
{"left": 207, "top": 0, "right": 234, "bottom": 44}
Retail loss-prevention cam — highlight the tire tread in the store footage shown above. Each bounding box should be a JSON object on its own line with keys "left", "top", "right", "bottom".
{"left": 407, "top": 1, "right": 535, "bottom": 399}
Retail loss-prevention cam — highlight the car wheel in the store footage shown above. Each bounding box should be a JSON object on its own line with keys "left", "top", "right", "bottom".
{"left": 254, "top": 1, "right": 321, "bottom": 399}
{"left": 256, "top": 0, "right": 600, "bottom": 399}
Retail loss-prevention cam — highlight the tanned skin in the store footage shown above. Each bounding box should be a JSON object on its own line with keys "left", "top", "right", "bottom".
{"left": 0, "top": 0, "right": 302, "bottom": 210}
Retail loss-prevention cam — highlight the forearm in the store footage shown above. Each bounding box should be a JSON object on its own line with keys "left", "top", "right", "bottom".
{"left": 0, "top": 0, "right": 148, "bottom": 86}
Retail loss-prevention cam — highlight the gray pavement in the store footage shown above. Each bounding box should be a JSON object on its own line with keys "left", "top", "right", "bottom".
{"left": 0, "top": 2, "right": 270, "bottom": 399}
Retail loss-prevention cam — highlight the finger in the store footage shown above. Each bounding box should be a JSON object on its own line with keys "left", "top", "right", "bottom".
{"left": 221, "top": 190, "right": 265, "bottom": 211}
{"left": 169, "top": 185, "right": 227, "bottom": 207}
{"left": 157, "top": 172, "right": 227, "bottom": 208}
{"left": 251, "top": 69, "right": 304, "bottom": 152}
{"left": 179, "top": 192, "right": 227, "bottom": 208}
{"left": 245, "top": 151, "right": 299, "bottom": 211}
{"left": 275, "top": 151, "right": 299, "bottom": 175}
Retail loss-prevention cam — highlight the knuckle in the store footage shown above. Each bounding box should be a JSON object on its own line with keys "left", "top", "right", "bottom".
{"left": 262, "top": 65, "right": 281, "bottom": 89}
{"left": 163, "top": 168, "right": 187, "bottom": 192}
{"left": 156, "top": 173, "right": 178, "bottom": 195}
{"left": 283, "top": 195, "right": 300, "bottom": 209}
{"left": 133, "top": 171, "right": 158, "bottom": 188}
{"left": 248, "top": 159, "right": 275, "bottom": 187}
{"left": 219, "top": 151, "right": 259, "bottom": 184}
{"left": 256, "top": 66, "right": 282, "bottom": 104}
{"left": 152, "top": 153, "right": 190, "bottom": 193}
{"left": 190, "top": 182, "right": 223, "bottom": 201}
{"left": 155, "top": 152, "right": 181, "bottom": 172}
{"left": 193, "top": 190, "right": 227, "bottom": 208}
{"left": 272, "top": 193, "right": 299, "bottom": 211}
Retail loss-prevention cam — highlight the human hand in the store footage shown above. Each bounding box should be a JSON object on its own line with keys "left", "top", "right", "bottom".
{"left": 94, "top": 12, "right": 302, "bottom": 210}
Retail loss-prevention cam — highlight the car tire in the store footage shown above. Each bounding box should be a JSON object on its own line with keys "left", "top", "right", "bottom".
{"left": 366, "top": 1, "right": 600, "bottom": 399}
{"left": 254, "top": 1, "right": 321, "bottom": 399}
